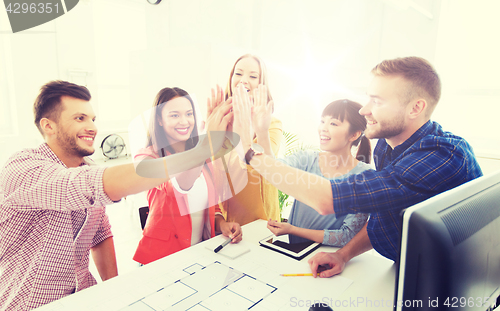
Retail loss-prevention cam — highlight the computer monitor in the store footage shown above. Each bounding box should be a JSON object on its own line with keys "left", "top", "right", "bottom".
{"left": 395, "top": 170, "right": 500, "bottom": 311}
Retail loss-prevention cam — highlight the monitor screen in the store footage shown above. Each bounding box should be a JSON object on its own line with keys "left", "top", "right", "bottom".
{"left": 395, "top": 170, "right": 500, "bottom": 311}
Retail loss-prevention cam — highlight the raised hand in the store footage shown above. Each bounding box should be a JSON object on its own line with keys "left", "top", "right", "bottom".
{"left": 232, "top": 84, "right": 254, "bottom": 150}
{"left": 206, "top": 94, "right": 233, "bottom": 133}
{"left": 251, "top": 84, "right": 273, "bottom": 137}
{"left": 207, "top": 84, "right": 225, "bottom": 118}
{"left": 202, "top": 92, "right": 233, "bottom": 157}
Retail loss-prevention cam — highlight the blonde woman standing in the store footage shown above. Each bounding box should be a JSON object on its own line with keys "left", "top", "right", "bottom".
{"left": 208, "top": 54, "right": 282, "bottom": 225}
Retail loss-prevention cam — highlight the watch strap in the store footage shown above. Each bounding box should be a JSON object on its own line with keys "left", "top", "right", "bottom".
{"left": 245, "top": 147, "right": 256, "bottom": 165}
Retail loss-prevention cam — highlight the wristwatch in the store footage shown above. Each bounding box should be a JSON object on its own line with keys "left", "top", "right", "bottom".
{"left": 245, "top": 143, "right": 264, "bottom": 165}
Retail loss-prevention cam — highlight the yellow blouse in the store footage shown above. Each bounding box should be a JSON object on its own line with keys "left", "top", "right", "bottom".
{"left": 218, "top": 116, "right": 283, "bottom": 226}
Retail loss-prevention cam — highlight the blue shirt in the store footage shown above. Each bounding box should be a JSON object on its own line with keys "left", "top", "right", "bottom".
{"left": 279, "top": 150, "right": 371, "bottom": 246}
{"left": 330, "top": 121, "right": 483, "bottom": 260}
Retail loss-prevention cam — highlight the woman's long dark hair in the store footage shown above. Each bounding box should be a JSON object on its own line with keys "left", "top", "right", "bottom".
{"left": 321, "top": 99, "right": 371, "bottom": 164}
{"left": 146, "top": 87, "right": 199, "bottom": 156}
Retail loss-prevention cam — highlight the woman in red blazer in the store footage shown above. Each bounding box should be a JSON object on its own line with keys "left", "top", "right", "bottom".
{"left": 133, "top": 87, "right": 242, "bottom": 265}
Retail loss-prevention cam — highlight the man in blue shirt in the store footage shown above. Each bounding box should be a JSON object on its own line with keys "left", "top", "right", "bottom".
{"left": 233, "top": 56, "right": 482, "bottom": 278}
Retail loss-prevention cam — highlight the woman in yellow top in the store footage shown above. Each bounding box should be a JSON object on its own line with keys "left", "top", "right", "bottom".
{"left": 208, "top": 54, "right": 282, "bottom": 225}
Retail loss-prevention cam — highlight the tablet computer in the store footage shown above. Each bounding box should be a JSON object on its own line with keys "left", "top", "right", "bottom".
{"left": 259, "top": 234, "right": 321, "bottom": 260}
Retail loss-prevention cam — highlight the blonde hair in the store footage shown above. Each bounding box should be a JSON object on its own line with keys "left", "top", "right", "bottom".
{"left": 372, "top": 56, "right": 441, "bottom": 117}
{"left": 225, "top": 54, "right": 273, "bottom": 103}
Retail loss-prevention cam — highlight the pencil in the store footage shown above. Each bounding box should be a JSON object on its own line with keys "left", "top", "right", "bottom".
{"left": 280, "top": 273, "right": 320, "bottom": 277}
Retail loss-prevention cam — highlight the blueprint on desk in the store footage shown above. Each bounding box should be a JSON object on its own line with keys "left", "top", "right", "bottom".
{"left": 33, "top": 240, "right": 354, "bottom": 311}
{"left": 120, "top": 261, "right": 277, "bottom": 311}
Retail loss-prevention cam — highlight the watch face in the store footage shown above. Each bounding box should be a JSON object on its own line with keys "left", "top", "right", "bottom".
{"left": 251, "top": 143, "right": 265, "bottom": 153}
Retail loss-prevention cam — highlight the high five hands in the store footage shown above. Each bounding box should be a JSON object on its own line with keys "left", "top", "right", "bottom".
{"left": 206, "top": 84, "right": 233, "bottom": 133}
{"left": 203, "top": 85, "right": 235, "bottom": 158}
{"left": 232, "top": 84, "right": 253, "bottom": 149}
{"left": 251, "top": 84, "right": 274, "bottom": 137}
{"left": 232, "top": 84, "right": 273, "bottom": 149}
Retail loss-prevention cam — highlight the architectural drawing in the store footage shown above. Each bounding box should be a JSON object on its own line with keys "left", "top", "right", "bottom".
{"left": 120, "top": 261, "right": 277, "bottom": 311}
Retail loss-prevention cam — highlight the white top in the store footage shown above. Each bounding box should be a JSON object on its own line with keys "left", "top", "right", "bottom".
{"left": 171, "top": 173, "right": 210, "bottom": 245}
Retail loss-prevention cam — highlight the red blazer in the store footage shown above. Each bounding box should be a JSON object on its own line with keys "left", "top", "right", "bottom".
{"left": 133, "top": 148, "right": 221, "bottom": 265}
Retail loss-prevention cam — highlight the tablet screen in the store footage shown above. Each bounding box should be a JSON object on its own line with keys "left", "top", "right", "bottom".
{"left": 259, "top": 234, "right": 321, "bottom": 260}
{"left": 264, "top": 236, "right": 316, "bottom": 254}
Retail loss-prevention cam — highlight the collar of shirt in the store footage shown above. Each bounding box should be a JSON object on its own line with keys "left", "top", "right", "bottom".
{"left": 374, "top": 120, "right": 433, "bottom": 170}
{"left": 40, "top": 143, "right": 89, "bottom": 168}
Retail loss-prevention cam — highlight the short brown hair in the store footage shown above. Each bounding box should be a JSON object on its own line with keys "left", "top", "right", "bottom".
{"left": 33, "top": 80, "right": 91, "bottom": 135}
{"left": 372, "top": 56, "right": 441, "bottom": 117}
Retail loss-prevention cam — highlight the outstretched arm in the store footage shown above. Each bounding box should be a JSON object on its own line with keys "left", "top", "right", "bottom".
{"left": 174, "top": 87, "right": 235, "bottom": 191}
{"left": 248, "top": 154, "right": 334, "bottom": 214}
{"left": 104, "top": 95, "right": 234, "bottom": 201}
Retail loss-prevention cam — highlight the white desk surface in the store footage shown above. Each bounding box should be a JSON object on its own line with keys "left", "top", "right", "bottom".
{"left": 35, "top": 219, "right": 396, "bottom": 311}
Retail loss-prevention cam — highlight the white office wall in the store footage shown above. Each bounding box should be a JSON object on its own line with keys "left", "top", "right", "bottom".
{"left": 258, "top": 0, "right": 441, "bottom": 148}
{"left": 0, "top": 23, "right": 58, "bottom": 163}
{"left": 122, "top": 0, "right": 442, "bottom": 153}
{"left": 1, "top": 0, "right": 498, "bottom": 166}
{"left": 433, "top": 0, "right": 500, "bottom": 157}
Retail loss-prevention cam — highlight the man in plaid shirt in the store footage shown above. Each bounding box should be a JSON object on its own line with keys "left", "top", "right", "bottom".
{"left": 235, "top": 56, "right": 483, "bottom": 278}
{"left": 0, "top": 81, "right": 233, "bottom": 310}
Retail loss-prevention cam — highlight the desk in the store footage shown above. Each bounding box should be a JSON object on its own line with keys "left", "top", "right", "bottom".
{"left": 35, "top": 220, "right": 396, "bottom": 311}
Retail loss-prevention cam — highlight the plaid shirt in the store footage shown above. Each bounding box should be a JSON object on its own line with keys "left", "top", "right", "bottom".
{"left": 331, "top": 121, "right": 483, "bottom": 260}
{"left": 0, "top": 144, "right": 114, "bottom": 310}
